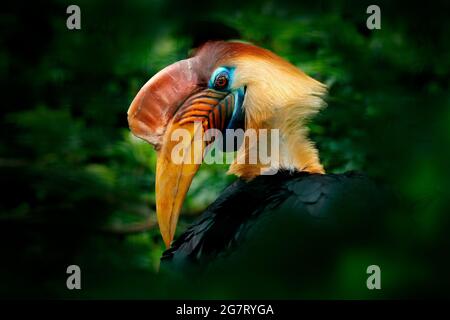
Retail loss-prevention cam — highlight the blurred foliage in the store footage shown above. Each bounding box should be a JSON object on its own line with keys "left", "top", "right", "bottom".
{"left": 0, "top": 0, "right": 449, "bottom": 298}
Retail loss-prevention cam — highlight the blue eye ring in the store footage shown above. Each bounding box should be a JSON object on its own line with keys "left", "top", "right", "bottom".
{"left": 209, "top": 66, "right": 234, "bottom": 91}
{"left": 213, "top": 71, "right": 229, "bottom": 90}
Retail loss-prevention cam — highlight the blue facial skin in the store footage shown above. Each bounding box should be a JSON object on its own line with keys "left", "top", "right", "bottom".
{"left": 227, "top": 87, "right": 245, "bottom": 130}
{"left": 208, "top": 67, "right": 246, "bottom": 152}
{"left": 208, "top": 67, "right": 245, "bottom": 130}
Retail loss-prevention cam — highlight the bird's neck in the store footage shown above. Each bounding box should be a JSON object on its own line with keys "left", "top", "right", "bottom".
{"left": 227, "top": 59, "right": 327, "bottom": 180}
{"left": 227, "top": 126, "right": 324, "bottom": 180}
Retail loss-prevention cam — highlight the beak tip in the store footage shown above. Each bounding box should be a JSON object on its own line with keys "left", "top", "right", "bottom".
{"left": 162, "top": 232, "right": 173, "bottom": 249}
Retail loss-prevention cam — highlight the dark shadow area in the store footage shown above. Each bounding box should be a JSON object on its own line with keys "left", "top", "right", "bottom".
{"left": 0, "top": 0, "right": 449, "bottom": 298}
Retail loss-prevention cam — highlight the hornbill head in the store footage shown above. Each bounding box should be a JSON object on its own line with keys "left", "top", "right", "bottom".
{"left": 128, "top": 41, "right": 327, "bottom": 247}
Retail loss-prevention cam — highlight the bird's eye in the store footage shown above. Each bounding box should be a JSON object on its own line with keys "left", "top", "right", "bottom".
{"left": 213, "top": 72, "right": 229, "bottom": 90}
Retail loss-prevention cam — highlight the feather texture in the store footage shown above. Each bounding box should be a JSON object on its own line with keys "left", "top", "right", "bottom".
{"left": 160, "top": 171, "right": 385, "bottom": 273}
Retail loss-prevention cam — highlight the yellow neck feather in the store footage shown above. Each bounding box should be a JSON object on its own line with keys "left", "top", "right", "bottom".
{"left": 226, "top": 55, "right": 327, "bottom": 180}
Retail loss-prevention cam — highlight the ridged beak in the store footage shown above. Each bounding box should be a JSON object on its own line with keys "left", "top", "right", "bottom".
{"left": 128, "top": 60, "right": 237, "bottom": 248}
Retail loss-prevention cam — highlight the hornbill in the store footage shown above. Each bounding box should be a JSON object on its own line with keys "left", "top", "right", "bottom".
{"left": 127, "top": 41, "right": 386, "bottom": 281}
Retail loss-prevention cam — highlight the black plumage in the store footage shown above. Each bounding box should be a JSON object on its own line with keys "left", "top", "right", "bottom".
{"left": 161, "top": 171, "right": 387, "bottom": 276}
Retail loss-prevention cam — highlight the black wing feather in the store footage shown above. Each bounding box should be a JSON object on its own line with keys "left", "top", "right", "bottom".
{"left": 161, "top": 171, "right": 385, "bottom": 273}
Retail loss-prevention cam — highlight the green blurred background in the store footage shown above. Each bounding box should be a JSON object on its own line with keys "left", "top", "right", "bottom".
{"left": 0, "top": 0, "right": 449, "bottom": 298}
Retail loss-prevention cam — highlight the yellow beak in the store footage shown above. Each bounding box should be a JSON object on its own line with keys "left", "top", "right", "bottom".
{"left": 127, "top": 58, "right": 233, "bottom": 248}
{"left": 155, "top": 120, "right": 205, "bottom": 248}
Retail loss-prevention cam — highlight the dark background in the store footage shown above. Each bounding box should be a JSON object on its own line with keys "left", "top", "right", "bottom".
{"left": 0, "top": 0, "right": 449, "bottom": 298}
